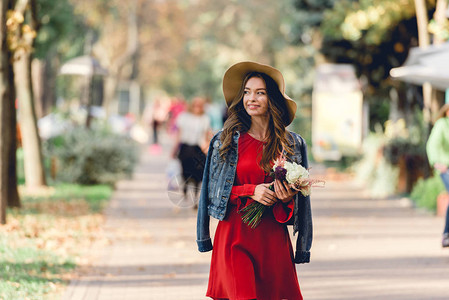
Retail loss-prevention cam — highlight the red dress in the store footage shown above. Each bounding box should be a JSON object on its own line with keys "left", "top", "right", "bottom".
{"left": 206, "top": 133, "right": 303, "bottom": 300}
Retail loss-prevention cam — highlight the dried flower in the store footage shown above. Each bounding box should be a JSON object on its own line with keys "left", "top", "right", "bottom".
{"left": 274, "top": 166, "right": 287, "bottom": 181}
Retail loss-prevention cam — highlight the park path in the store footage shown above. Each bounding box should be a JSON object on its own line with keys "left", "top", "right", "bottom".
{"left": 63, "top": 135, "right": 449, "bottom": 300}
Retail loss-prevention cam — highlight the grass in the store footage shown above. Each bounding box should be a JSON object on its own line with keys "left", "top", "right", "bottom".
{"left": 410, "top": 176, "right": 446, "bottom": 212}
{"left": 0, "top": 183, "right": 113, "bottom": 300}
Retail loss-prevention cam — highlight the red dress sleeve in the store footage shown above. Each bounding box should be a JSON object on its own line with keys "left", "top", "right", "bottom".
{"left": 230, "top": 184, "right": 256, "bottom": 210}
{"left": 231, "top": 183, "right": 294, "bottom": 223}
{"left": 272, "top": 199, "right": 294, "bottom": 223}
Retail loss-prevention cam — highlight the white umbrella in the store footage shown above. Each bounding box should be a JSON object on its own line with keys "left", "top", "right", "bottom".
{"left": 60, "top": 55, "right": 108, "bottom": 76}
{"left": 390, "top": 42, "right": 449, "bottom": 91}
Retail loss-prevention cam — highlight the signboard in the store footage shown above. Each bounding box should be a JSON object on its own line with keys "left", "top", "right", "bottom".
{"left": 312, "top": 64, "right": 364, "bottom": 161}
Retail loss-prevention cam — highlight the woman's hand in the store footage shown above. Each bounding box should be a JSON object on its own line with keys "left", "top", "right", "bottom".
{"left": 434, "top": 163, "right": 448, "bottom": 173}
{"left": 274, "top": 179, "right": 297, "bottom": 203}
{"left": 171, "top": 147, "right": 178, "bottom": 159}
{"left": 250, "top": 183, "right": 277, "bottom": 206}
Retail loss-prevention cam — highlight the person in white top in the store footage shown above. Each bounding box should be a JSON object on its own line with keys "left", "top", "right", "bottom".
{"left": 172, "top": 97, "right": 212, "bottom": 206}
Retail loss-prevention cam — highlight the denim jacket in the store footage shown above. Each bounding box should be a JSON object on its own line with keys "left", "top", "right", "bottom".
{"left": 196, "top": 130, "right": 313, "bottom": 264}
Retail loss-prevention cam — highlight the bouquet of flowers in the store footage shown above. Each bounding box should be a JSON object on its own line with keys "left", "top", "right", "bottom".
{"left": 239, "top": 155, "right": 324, "bottom": 228}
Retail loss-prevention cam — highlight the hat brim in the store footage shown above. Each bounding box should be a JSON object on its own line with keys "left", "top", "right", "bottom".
{"left": 222, "top": 61, "right": 297, "bottom": 125}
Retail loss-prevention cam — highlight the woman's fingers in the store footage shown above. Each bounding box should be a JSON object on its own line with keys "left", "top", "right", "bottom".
{"left": 274, "top": 180, "right": 288, "bottom": 197}
{"left": 261, "top": 184, "right": 276, "bottom": 206}
{"left": 275, "top": 179, "right": 297, "bottom": 202}
{"left": 252, "top": 183, "right": 277, "bottom": 206}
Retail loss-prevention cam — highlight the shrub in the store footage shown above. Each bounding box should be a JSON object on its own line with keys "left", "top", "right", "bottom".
{"left": 354, "top": 130, "right": 399, "bottom": 198}
{"left": 410, "top": 176, "right": 446, "bottom": 212}
{"left": 44, "top": 128, "right": 139, "bottom": 185}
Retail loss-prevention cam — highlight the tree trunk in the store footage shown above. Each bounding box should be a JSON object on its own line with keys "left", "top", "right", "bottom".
{"left": 430, "top": 0, "right": 448, "bottom": 121}
{"left": 414, "top": 0, "right": 430, "bottom": 48}
{"left": 31, "top": 58, "right": 44, "bottom": 118}
{"left": 103, "top": 74, "right": 119, "bottom": 115}
{"left": 7, "top": 53, "right": 20, "bottom": 208}
{"left": 102, "top": 0, "right": 139, "bottom": 116}
{"left": 433, "top": 0, "right": 448, "bottom": 45}
{"left": 414, "top": 0, "right": 433, "bottom": 134}
{"left": 0, "top": 0, "right": 20, "bottom": 223}
{"left": 85, "top": 74, "right": 94, "bottom": 128}
{"left": 0, "top": 0, "right": 8, "bottom": 224}
{"left": 34, "top": 51, "right": 59, "bottom": 116}
{"left": 14, "top": 51, "right": 47, "bottom": 188}
{"left": 42, "top": 54, "right": 58, "bottom": 115}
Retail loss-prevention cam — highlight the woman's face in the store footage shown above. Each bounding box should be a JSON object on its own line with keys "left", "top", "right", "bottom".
{"left": 191, "top": 98, "right": 204, "bottom": 115}
{"left": 243, "top": 76, "right": 269, "bottom": 119}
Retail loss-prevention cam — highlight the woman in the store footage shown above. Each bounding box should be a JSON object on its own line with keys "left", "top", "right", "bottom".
{"left": 172, "top": 97, "right": 211, "bottom": 203}
{"left": 197, "top": 61, "right": 312, "bottom": 300}
{"left": 427, "top": 103, "right": 449, "bottom": 248}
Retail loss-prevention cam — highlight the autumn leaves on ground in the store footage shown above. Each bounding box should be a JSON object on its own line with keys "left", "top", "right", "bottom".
{"left": 0, "top": 184, "right": 112, "bottom": 299}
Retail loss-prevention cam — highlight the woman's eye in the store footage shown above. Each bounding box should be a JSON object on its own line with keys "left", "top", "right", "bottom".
{"left": 257, "top": 91, "right": 265, "bottom": 95}
{"left": 243, "top": 91, "right": 249, "bottom": 94}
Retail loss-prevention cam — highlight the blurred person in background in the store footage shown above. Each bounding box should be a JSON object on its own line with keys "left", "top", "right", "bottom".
{"left": 167, "top": 97, "right": 187, "bottom": 135}
{"left": 149, "top": 98, "right": 169, "bottom": 154}
{"left": 196, "top": 61, "right": 312, "bottom": 300}
{"left": 426, "top": 103, "right": 449, "bottom": 248}
{"left": 171, "top": 97, "right": 211, "bottom": 206}
{"left": 204, "top": 97, "right": 224, "bottom": 135}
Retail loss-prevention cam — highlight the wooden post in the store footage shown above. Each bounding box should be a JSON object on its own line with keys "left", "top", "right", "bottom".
{"left": 414, "top": 0, "right": 433, "bottom": 134}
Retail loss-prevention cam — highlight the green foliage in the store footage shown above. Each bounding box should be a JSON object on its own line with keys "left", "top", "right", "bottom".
{"left": 411, "top": 176, "right": 446, "bottom": 212}
{"left": 291, "top": 0, "right": 338, "bottom": 41}
{"left": 290, "top": 113, "right": 311, "bottom": 148}
{"left": 162, "top": 59, "right": 222, "bottom": 101}
{"left": 16, "top": 148, "right": 25, "bottom": 185}
{"left": 354, "top": 129, "right": 399, "bottom": 198}
{"left": 383, "top": 137, "right": 426, "bottom": 166}
{"left": 356, "top": 114, "right": 430, "bottom": 197}
{"left": 159, "top": 0, "right": 305, "bottom": 102}
{"left": 322, "top": 0, "right": 417, "bottom": 44}
{"left": 34, "top": 0, "right": 88, "bottom": 60}
{"left": 52, "top": 184, "right": 112, "bottom": 213}
{"left": 365, "top": 93, "right": 390, "bottom": 131}
{"left": 44, "top": 128, "right": 139, "bottom": 185}
{"left": 0, "top": 241, "right": 75, "bottom": 300}
{"left": 290, "top": 0, "right": 437, "bottom": 130}
{"left": 19, "top": 184, "right": 112, "bottom": 214}
{"left": 382, "top": 113, "right": 427, "bottom": 165}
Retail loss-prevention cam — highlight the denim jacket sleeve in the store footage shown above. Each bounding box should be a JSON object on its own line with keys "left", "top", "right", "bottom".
{"left": 291, "top": 133, "right": 313, "bottom": 264}
{"left": 196, "top": 134, "right": 216, "bottom": 252}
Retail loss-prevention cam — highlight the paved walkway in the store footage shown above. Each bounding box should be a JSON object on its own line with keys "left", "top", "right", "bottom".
{"left": 63, "top": 138, "right": 449, "bottom": 300}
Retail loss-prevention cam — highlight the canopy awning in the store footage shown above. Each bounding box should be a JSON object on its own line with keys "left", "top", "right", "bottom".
{"left": 390, "top": 42, "right": 449, "bottom": 91}
{"left": 60, "top": 55, "right": 108, "bottom": 76}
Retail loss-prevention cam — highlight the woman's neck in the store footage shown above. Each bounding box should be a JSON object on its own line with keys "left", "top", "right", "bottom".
{"left": 247, "top": 117, "right": 269, "bottom": 141}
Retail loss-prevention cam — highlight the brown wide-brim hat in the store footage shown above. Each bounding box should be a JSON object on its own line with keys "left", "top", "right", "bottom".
{"left": 222, "top": 61, "right": 297, "bottom": 125}
{"left": 436, "top": 103, "right": 449, "bottom": 121}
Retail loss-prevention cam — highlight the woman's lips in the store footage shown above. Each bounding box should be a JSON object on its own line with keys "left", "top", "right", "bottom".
{"left": 247, "top": 105, "right": 259, "bottom": 109}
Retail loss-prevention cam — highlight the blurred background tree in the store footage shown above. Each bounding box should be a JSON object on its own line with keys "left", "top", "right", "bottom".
{"left": 10, "top": 0, "right": 48, "bottom": 190}
{"left": 292, "top": 0, "right": 428, "bottom": 130}
{"left": 290, "top": 0, "right": 447, "bottom": 198}
{"left": 1, "top": 0, "right": 19, "bottom": 224}
{"left": 33, "top": 0, "right": 87, "bottom": 117}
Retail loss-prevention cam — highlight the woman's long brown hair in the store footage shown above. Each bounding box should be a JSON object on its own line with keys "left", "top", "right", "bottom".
{"left": 220, "top": 72, "right": 293, "bottom": 173}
